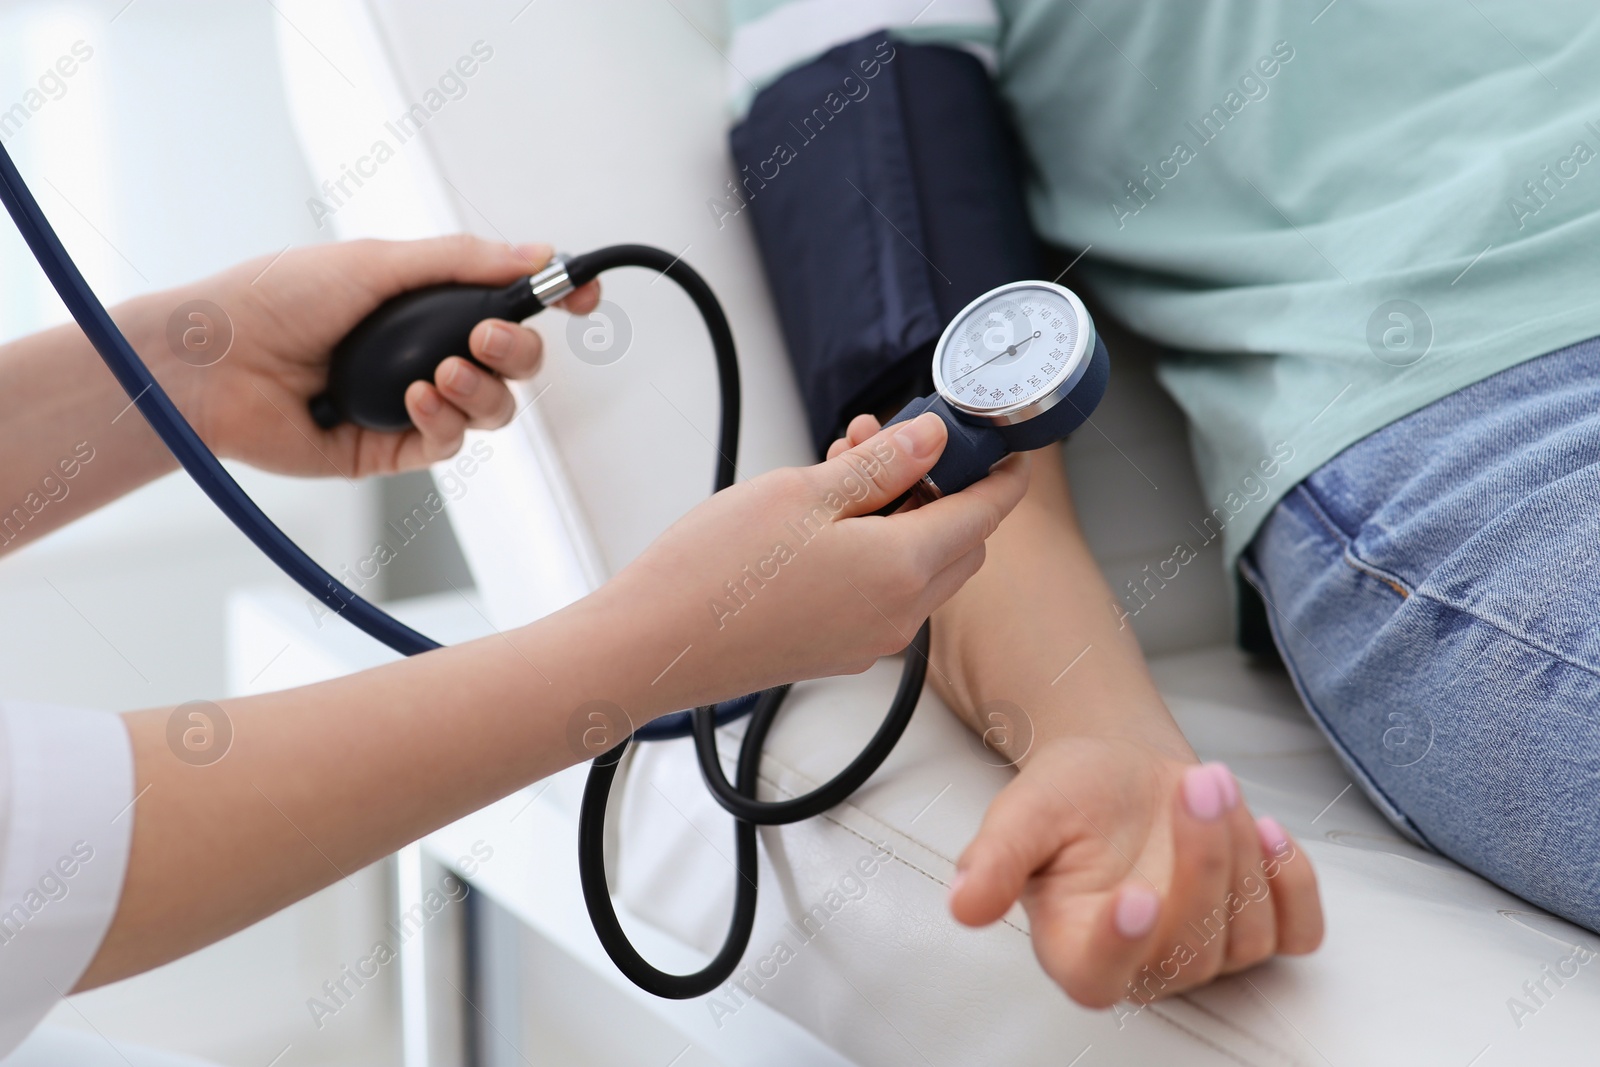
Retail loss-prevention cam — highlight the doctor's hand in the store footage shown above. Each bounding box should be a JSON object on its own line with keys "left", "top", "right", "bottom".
{"left": 145, "top": 235, "right": 598, "bottom": 477}
{"left": 593, "top": 413, "right": 1030, "bottom": 715}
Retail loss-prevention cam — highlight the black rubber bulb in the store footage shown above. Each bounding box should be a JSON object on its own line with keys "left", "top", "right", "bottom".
{"left": 309, "top": 277, "right": 545, "bottom": 432}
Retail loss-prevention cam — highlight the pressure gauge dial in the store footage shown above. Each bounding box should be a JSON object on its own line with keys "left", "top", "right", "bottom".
{"left": 933, "top": 280, "right": 1097, "bottom": 427}
{"left": 885, "top": 279, "right": 1109, "bottom": 500}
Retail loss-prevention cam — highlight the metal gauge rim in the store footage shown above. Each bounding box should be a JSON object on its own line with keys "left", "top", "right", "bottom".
{"left": 931, "top": 280, "right": 1096, "bottom": 427}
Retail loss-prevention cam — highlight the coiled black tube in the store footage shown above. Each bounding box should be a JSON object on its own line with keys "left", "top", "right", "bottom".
{"left": 567, "top": 246, "right": 929, "bottom": 998}
{"left": 691, "top": 624, "right": 928, "bottom": 824}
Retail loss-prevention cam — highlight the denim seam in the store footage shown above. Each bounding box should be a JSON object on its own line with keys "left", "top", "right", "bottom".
{"left": 1404, "top": 589, "right": 1600, "bottom": 684}
{"left": 1293, "top": 484, "right": 1415, "bottom": 599}
{"left": 1294, "top": 480, "right": 1356, "bottom": 543}
{"left": 1311, "top": 478, "right": 1600, "bottom": 680}
{"left": 1237, "top": 551, "right": 1434, "bottom": 850}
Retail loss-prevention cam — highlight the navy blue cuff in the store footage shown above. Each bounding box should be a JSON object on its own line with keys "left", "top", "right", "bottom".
{"left": 728, "top": 33, "right": 1039, "bottom": 455}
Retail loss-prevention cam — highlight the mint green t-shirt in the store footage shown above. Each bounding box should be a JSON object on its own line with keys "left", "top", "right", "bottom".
{"left": 727, "top": 2, "right": 1600, "bottom": 565}
{"left": 994, "top": 1, "right": 1600, "bottom": 565}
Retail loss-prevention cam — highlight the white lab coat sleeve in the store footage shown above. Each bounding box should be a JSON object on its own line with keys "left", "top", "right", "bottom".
{"left": 0, "top": 702, "right": 135, "bottom": 1057}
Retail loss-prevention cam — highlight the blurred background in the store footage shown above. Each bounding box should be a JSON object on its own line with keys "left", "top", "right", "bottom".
{"left": 0, "top": 2, "right": 473, "bottom": 1062}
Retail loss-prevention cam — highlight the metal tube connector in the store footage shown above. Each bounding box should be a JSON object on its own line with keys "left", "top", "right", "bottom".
{"left": 529, "top": 255, "right": 575, "bottom": 307}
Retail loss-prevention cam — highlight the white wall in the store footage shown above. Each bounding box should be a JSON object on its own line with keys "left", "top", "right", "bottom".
{"left": 1, "top": 2, "right": 401, "bottom": 1063}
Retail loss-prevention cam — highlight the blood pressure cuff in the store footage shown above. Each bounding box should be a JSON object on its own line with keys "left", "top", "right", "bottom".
{"left": 728, "top": 33, "right": 1039, "bottom": 455}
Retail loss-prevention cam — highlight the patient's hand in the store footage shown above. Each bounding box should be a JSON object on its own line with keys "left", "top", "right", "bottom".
{"left": 827, "top": 415, "right": 1324, "bottom": 1008}
{"left": 949, "top": 738, "right": 1322, "bottom": 1008}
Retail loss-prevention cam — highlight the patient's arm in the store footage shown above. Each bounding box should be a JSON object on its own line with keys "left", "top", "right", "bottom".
{"left": 830, "top": 418, "right": 1323, "bottom": 1008}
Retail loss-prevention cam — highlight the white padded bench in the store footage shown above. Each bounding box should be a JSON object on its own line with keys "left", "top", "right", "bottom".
{"left": 302, "top": 1, "right": 1600, "bottom": 1063}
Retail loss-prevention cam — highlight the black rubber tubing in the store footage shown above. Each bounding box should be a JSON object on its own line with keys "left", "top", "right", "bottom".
{"left": 691, "top": 623, "right": 929, "bottom": 824}
{"left": 568, "top": 246, "right": 929, "bottom": 998}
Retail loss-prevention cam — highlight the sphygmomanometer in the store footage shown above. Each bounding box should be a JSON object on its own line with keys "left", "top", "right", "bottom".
{"left": 0, "top": 31, "right": 1104, "bottom": 1000}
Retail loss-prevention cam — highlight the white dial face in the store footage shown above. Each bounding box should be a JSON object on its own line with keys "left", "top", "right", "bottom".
{"left": 937, "top": 285, "right": 1082, "bottom": 414}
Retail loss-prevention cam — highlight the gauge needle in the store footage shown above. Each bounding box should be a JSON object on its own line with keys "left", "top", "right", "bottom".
{"left": 953, "top": 331, "right": 1042, "bottom": 385}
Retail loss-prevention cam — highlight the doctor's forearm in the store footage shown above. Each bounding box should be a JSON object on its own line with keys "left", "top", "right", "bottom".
{"left": 75, "top": 413, "right": 1017, "bottom": 989}
{"left": 78, "top": 584, "right": 695, "bottom": 990}
{"left": 0, "top": 295, "right": 178, "bottom": 551}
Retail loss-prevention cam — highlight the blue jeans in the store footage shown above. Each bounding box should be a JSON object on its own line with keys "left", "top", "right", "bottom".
{"left": 1244, "top": 337, "right": 1600, "bottom": 931}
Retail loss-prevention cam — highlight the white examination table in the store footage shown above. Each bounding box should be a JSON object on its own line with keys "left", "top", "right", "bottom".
{"left": 268, "top": 2, "right": 1600, "bottom": 1063}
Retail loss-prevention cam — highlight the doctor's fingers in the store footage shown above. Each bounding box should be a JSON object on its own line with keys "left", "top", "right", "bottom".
{"left": 913, "top": 542, "right": 987, "bottom": 620}
{"left": 348, "top": 235, "right": 555, "bottom": 294}
{"left": 469, "top": 317, "right": 544, "bottom": 380}
{"left": 404, "top": 350, "right": 522, "bottom": 463}
{"left": 429, "top": 355, "right": 518, "bottom": 431}
{"left": 555, "top": 279, "right": 602, "bottom": 316}
{"left": 404, "top": 379, "right": 469, "bottom": 462}
{"left": 823, "top": 414, "right": 950, "bottom": 516}
{"left": 825, "top": 414, "right": 886, "bottom": 461}
{"left": 892, "top": 453, "right": 1030, "bottom": 577}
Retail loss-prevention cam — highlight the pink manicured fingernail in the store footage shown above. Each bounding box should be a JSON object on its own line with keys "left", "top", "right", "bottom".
{"left": 1114, "top": 885, "right": 1159, "bottom": 939}
{"left": 1183, "top": 764, "right": 1224, "bottom": 821}
{"left": 478, "top": 322, "right": 511, "bottom": 360}
{"left": 1209, "top": 762, "right": 1239, "bottom": 811}
{"left": 1257, "top": 816, "right": 1291, "bottom": 857}
{"left": 948, "top": 869, "right": 968, "bottom": 900}
{"left": 414, "top": 386, "right": 441, "bottom": 416}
